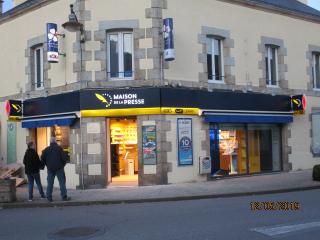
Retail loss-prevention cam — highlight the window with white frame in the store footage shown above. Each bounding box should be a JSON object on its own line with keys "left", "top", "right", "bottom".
{"left": 33, "top": 46, "right": 44, "bottom": 90}
{"left": 312, "top": 52, "right": 320, "bottom": 89}
{"left": 107, "top": 32, "right": 133, "bottom": 79}
{"left": 265, "top": 45, "right": 279, "bottom": 86}
{"left": 312, "top": 113, "right": 320, "bottom": 155}
{"left": 207, "top": 37, "right": 224, "bottom": 82}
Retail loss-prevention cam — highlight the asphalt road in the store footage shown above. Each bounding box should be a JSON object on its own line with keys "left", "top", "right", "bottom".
{"left": 0, "top": 189, "right": 319, "bottom": 240}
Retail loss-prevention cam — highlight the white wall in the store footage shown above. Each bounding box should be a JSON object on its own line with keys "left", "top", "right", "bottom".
{"left": 289, "top": 96, "right": 320, "bottom": 170}
{"left": 164, "top": 0, "right": 320, "bottom": 89}
{"left": 166, "top": 115, "right": 207, "bottom": 184}
{"left": 0, "top": 0, "right": 77, "bottom": 96}
{"left": 39, "top": 164, "right": 79, "bottom": 190}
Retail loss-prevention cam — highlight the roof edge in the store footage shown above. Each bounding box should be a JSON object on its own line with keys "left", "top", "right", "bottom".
{"left": 218, "top": 0, "right": 320, "bottom": 24}
{"left": 1, "top": 0, "right": 320, "bottom": 25}
{"left": 0, "top": 0, "right": 57, "bottom": 25}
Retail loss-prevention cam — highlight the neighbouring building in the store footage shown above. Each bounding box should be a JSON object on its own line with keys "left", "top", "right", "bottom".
{"left": 0, "top": 0, "right": 320, "bottom": 189}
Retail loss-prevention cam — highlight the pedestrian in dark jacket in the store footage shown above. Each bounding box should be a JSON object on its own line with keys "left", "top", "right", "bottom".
{"left": 41, "top": 137, "right": 69, "bottom": 202}
{"left": 23, "top": 141, "right": 45, "bottom": 201}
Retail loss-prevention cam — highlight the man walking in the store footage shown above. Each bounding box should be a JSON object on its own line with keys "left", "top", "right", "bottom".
{"left": 41, "top": 137, "right": 69, "bottom": 202}
{"left": 23, "top": 141, "right": 45, "bottom": 201}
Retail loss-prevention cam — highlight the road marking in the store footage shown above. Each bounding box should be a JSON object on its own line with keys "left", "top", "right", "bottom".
{"left": 251, "top": 221, "right": 320, "bottom": 236}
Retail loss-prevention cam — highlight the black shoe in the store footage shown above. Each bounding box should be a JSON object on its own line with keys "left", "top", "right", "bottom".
{"left": 62, "top": 196, "right": 71, "bottom": 201}
{"left": 47, "top": 198, "right": 53, "bottom": 202}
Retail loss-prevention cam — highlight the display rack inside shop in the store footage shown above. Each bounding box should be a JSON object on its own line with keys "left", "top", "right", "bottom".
{"left": 111, "top": 127, "right": 137, "bottom": 144}
{"left": 110, "top": 121, "right": 138, "bottom": 175}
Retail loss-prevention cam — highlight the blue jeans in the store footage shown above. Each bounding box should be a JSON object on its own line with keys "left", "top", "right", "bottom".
{"left": 46, "top": 168, "right": 67, "bottom": 200}
{"left": 27, "top": 173, "right": 45, "bottom": 199}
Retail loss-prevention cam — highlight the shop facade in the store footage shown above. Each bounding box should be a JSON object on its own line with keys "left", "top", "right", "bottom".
{"left": 1, "top": 0, "right": 320, "bottom": 190}
{"left": 5, "top": 87, "right": 295, "bottom": 189}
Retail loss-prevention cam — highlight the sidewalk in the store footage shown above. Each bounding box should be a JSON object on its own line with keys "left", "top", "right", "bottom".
{"left": 1, "top": 169, "right": 320, "bottom": 209}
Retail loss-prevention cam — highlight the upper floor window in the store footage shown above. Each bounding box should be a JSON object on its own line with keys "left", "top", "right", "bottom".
{"left": 207, "top": 37, "right": 224, "bottom": 82}
{"left": 265, "top": 45, "right": 279, "bottom": 86}
{"left": 107, "top": 32, "right": 133, "bottom": 80}
{"left": 312, "top": 52, "right": 320, "bottom": 89}
{"left": 33, "top": 46, "right": 44, "bottom": 90}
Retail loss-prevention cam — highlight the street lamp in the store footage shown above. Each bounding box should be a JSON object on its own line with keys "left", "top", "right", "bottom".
{"left": 62, "top": 4, "right": 85, "bottom": 43}
{"left": 62, "top": 4, "right": 85, "bottom": 74}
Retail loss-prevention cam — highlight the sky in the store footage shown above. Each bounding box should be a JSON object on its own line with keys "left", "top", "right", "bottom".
{"left": 309, "top": 0, "right": 320, "bottom": 10}
{"left": 1, "top": 0, "right": 320, "bottom": 12}
{"left": 3, "top": 0, "right": 13, "bottom": 12}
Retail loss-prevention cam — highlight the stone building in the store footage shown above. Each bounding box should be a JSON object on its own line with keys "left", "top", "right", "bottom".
{"left": 0, "top": 0, "right": 320, "bottom": 189}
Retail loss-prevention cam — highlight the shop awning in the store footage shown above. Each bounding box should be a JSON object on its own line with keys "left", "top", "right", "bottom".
{"left": 203, "top": 112, "right": 293, "bottom": 123}
{"left": 22, "top": 114, "right": 77, "bottom": 128}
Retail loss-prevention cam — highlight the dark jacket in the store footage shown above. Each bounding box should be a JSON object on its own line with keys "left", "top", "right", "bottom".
{"left": 41, "top": 142, "right": 67, "bottom": 172}
{"left": 23, "top": 148, "right": 42, "bottom": 175}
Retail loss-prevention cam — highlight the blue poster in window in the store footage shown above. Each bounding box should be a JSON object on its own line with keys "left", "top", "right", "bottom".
{"left": 177, "top": 118, "right": 193, "bottom": 165}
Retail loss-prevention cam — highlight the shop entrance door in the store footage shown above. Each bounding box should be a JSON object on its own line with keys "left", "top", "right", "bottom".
{"left": 259, "top": 130, "right": 273, "bottom": 172}
{"left": 109, "top": 118, "right": 138, "bottom": 186}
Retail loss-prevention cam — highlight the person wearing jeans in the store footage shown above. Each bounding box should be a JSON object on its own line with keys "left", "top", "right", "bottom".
{"left": 41, "top": 137, "right": 69, "bottom": 202}
{"left": 46, "top": 168, "right": 67, "bottom": 201}
{"left": 23, "top": 142, "right": 45, "bottom": 201}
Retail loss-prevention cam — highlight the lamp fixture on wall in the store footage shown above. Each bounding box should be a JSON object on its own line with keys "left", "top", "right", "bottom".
{"left": 62, "top": 3, "right": 85, "bottom": 76}
{"left": 62, "top": 4, "right": 85, "bottom": 43}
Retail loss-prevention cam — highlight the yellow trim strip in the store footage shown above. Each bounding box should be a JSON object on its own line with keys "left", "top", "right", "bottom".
{"left": 293, "top": 110, "right": 305, "bottom": 115}
{"left": 81, "top": 108, "right": 161, "bottom": 117}
{"left": 161, "top": 108, "right": 200, "bottom": 115}
{"left": 8, "top": 116, "right": 21, "bottom": 122}
{"left": 81, "top": 107, "right": 200, "bottom": 117}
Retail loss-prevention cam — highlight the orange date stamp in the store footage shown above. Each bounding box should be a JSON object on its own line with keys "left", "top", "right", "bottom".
{"left": 250, "top": 201, "right": 300, "bottom": 211}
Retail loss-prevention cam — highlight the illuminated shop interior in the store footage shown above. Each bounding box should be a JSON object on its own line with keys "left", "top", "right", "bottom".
{"left": 110, "top": 118, "right": 138, "bottom": 185}
{"left": 35, "top": 126, "right": 70, "bottom": 158}
{"left": 210, "top": 124, "right": 281, "bottom": 176}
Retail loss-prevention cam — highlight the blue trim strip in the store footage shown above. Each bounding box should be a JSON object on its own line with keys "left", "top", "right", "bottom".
{"left": 22, "top": 118, "right": 76, "bottom": 128}
{"left": 204, "top": 115, "right": 293, "bottom": 123}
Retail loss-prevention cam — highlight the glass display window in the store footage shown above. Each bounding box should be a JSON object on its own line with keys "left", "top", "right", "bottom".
{"left": 218, "top": 125, "right": 247, "bottom": 176}
{"left": 210, "top": 123, "right": 281, "bottom": 177}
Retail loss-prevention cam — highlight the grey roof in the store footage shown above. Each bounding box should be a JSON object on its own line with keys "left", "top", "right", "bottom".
{"left": 0, "top": 0, "right": 50, "bottom": 20}
{"left": 2, "top": 0, "right": 320, "bottom": 22}
{"left": 249, "top": 0, "right": 320, "bottom": 18}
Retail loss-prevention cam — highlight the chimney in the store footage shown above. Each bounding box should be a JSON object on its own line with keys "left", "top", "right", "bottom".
{"left": 0, "top": 0, "right": 3, "bottom": 14}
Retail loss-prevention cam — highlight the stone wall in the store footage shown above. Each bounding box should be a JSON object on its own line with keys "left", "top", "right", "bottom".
{"left": 73, "top": 117, "right": 107, "bottom": 189}
{"left": 138, "top": 115, "right": 172, "bottom": 186}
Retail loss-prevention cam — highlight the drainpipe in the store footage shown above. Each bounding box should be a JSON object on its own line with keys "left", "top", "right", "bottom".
{"left": 0, "top": 1, "right": 4, "bottom": 15}
{"left": 80, "top": 117, "right": 85, "bottom": 190}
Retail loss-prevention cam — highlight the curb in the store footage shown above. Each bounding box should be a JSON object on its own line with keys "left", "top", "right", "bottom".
{"left": 1, "top": 185, "right": 320, "bottom": 209}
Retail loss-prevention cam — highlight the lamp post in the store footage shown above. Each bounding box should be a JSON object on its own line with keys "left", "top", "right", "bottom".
{"left": 62, "top": 4, "right": 86, "bottom": 190}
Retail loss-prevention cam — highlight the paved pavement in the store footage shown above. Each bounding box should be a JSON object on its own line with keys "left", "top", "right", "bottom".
{"left": 1, "top": 169, "right": 320, "bottom": 209}
{"left": 1, "top": 190, "right": 320, "bottom": 240}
